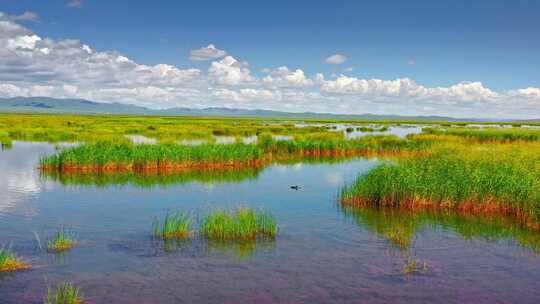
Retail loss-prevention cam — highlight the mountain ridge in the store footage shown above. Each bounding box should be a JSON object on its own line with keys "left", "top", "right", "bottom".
{"left": 1, "top": 96, "right": 537, "bottom": 122}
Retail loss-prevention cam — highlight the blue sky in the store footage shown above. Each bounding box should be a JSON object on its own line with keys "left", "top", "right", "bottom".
{"left": 1, "top": 0, "right": 539, "bottom": 118}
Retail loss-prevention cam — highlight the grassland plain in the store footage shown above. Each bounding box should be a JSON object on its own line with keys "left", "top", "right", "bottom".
{"left": 0, "top": 113, "right": 349, "bottom": 144}
{"left": 1, "top": 113, "right": 538, "bottom": 144}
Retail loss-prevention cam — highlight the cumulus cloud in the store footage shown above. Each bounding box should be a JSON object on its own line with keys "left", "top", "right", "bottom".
{"left": 0, "top": 13, "right": 202, "bottom": 107}
{"left": 325, "top": 54, "right": 347, "bottom": 65}
{"left": 320, "top": 75, "right": 497, "bottom": 102}
{"left": 0, "top": 12, "right": 539, "bottom": 119}
{"left": 262, "top": 66, "right": 314, "bottom": 88}
{"left": 208, "top": 56, "right": 254, "bottom": 85}
{"left": 189, "top": 44, "right": 227, "bottom": 61}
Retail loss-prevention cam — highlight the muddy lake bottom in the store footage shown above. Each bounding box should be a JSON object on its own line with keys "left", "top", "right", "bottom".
{"left": 1, "top": 142, "right": 540, "bottom": 303}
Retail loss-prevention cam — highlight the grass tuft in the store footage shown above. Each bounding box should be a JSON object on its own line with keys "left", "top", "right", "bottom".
{"left": 47, "top": 227, "right": 76, "bottom": 253}
{"left": 153, "top": 212, "right": 193, "bottom": 240}
{"left": 200, "top": 208, "right": 277, "bottom": 241}
{"left": 45, "top": 281, "right": 83, "bottom": 304}
{"left": 0, "top": 246, "right": 30, "bottom": 272}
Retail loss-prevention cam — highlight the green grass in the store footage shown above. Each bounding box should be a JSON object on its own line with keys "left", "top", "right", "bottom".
{"left": 40, "top": 135, "right": 432, "bottom": 171}
{"left": 423, "top": 126, "right": 540, "bottom": 142}
{"left": 200, "top": 208, "right": 277, "bottom": 241}
{"left": 0, "top": 130, "right": 12, "bottom": 149}
{"left": 153, "top": 212, "right": 193, "bottom": 240}
{"left": 45, "top": 281, "right": 83, "bottom": 304}
{"left": 40, "top": 141, "right": 265, "bottom": 169}
{"left": 0, "top": 246, "right": 29, "bottom": 272}
{"left": 47, "top": 227, "right": 76, "bottom": 252}
{"left": 4, "top": 113, "right": 536, "bottom": 147}
{"left": 341, "top": 143, "right": 540, "bottom": 226}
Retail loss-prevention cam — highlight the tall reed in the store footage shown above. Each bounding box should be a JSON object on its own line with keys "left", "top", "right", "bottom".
{"left": 341, "top": 144, "right": 540, "bottom": 227}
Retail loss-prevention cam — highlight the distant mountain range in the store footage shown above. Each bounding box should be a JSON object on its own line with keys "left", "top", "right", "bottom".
{"left": 0, "top": 97, "right": 537, "bottom": 122}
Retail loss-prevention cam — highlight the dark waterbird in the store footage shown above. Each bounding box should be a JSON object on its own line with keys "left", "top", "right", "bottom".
{"left": 290, "top": 185, "right": 302, "bottom": 190}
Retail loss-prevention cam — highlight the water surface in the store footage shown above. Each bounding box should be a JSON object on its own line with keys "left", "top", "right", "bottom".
{"left": 1, "top": 142, "right": 540, "bottom": 303}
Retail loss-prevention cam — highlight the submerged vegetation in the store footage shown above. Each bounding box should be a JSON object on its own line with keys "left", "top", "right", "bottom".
{"left": 200, "top": 208, "right": 277, "bottom": 241}
{"left": 45, "top": 281, "right": 84, "bottom": 304}
{"left": 0, "top": 246, "right": 29, "bottom": 272}
{"left": 47, "top": 227, "right": 76, "bottom": 252}
{"left": 402, "top": 257, "right": 429, "bottom": 275}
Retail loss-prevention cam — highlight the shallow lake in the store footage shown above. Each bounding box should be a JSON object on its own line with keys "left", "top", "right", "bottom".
{"left": 1, "top": 142, "right": 540, "bottom": 303}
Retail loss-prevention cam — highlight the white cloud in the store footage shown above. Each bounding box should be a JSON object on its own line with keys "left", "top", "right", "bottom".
{"left": 262, "top": 66, "right": 313, "bottom": 88}
{"left": 320, "top": 75, "right": 498, "bottom": 104}
{"left": 2, "top": 11, "right": 39, "bottom": 23}
{"left": 6, "top": 34, "right": 41, "bottom": 50}
{"left": 0, "top": 83, "right": 25, "bottom": 97}
{"left": 189, "top": 44, "right": 227, "bottom": 61}
{"left": 0, "top": 12, "right": 539, "bottom": 119}
{"left": 213, "top": 88, "right": 277, "bottom": 102}
{"left": 208, "top": 56, "right": 254, "bottom": 85}
{"left": 325, "top": 54, "right": 347, "bottom": 65}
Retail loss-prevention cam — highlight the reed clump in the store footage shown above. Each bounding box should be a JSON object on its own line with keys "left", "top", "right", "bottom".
{"left": 0, "top": 246, "right": 30, "bottom": 272}
{"left": 47, "top": 227, "right": 76, "bottom": 252}
{"left": 45, "top": 281, "right": 84, "bottom": 304}
{"left": 153, "top": 212, "right": 193, "bottom": 240}
{"left": 200, "top": 208, "right": 277, "bottom": 241}
{"left": 341, "top": 143, "right": 540, "bottom": 228}
{"left": 40, "top": 135, "right": 430, "bottom": 172}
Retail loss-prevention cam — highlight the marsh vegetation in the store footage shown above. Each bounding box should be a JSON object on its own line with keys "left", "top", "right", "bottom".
{"left": 45, "top": 281, "right": 83, "bottom": 304}
{"left": 0, "top": 246, "right": 29, "bottom": 273}
{"left": 2, "top": 113, "right": 540, "bottom": 302}
{"left": 47, "top": 227, "right": 76, "bottom": 253}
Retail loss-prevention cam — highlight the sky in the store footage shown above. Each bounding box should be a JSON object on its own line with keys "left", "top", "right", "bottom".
{"left": 0, "top": 0, "right": 539, "bottom": 119}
